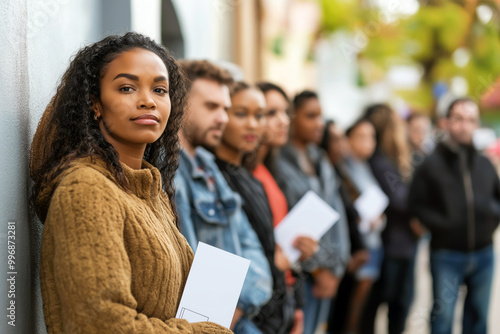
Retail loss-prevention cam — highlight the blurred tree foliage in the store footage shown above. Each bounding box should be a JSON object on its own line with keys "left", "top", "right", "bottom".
{"left": 318, "top": 0, "right": 500, "bottom": 112}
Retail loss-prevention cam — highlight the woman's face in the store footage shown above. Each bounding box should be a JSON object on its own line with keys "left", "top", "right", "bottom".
{"left": 222, "top": 88, "right": 266, "bottom": 153}
{"left": 94, "top": 48, "right": 171, "bottom": 149}
{"left": 263, "top": 90, "right": 290, "bottom": 147}
{"left": 292, "top": 97, "right": 325, "bottom": 145}
{"left": 347, "top": 122, "right": 376, "bottom": 160}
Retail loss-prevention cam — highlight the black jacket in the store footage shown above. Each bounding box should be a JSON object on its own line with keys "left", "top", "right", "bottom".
{"left": 369, "top": 150, "right": 417, "bottom": 259}
{"left": 408, "top": 142, "right": 500, "bottom": 252}
{"left": 215, "top": 158, "right": 295, "bottom": 334}
{"left": 334, "top": 164, "right": 366, "bottom": 254}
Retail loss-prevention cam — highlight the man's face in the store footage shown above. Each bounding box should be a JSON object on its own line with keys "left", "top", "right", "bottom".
{"left": 408, "top": 116, "right": 431, "bottom": 150}
{"left": 182, "top": 78, "right": 230, "bottom": 150}
{"left": 447, "top": 101, "right": 479, "bottom": 146}
{"left": 292, "top": 98, "right": 325, "bottom": 145}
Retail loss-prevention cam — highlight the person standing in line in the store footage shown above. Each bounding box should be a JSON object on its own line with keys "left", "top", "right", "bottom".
{"left": 321, "top": 120, "right": 368, "bottom": 277}
{"left": 409, "top": 98, "right": 500, "bottom": 334}
{"left": 406, "top": 112, "right": 434, "bottom": 167}
{"left": 359, "top": 104, "right": 419, "bottom": 334}
{"left": 320, "top": 120, "right": 369, "bottom": 334}
{"left": 30, "top": 33, "right": 231, "bottom": 334}
{"left": 338, "top": 119, "right": 385, "bottom": 334}
{"left": 216, "top": 82, "right": 296, "bottom": 334}
{"left": 173, "top": 60, "right": 273, "bottom": 333}
{"left": 252, "top": 82, "right": 321, "bottom": 334}
{"left": 274, "top": 91, "right": 351, "bottom": 334}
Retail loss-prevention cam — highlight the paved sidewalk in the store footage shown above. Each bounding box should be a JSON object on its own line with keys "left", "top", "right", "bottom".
{"left": 314, "top": 229, "right": 500, "bottom": 334}
{"left": 378, "top": 229, "right": 500, "bottom": 334}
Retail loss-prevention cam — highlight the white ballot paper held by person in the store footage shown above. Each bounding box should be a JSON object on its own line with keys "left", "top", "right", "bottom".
{"left": 354, "top": 184, "right": 389, "bottom": 234}
{"left": 176, "top": 242, "right": 250, "bottom": 328}
{"left": 274, "top": 190, "right": 340, "bottom": 264}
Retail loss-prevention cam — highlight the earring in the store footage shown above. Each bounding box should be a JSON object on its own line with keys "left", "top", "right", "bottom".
{"left": 94, "top": 114, "right": 100, "bottom": 121}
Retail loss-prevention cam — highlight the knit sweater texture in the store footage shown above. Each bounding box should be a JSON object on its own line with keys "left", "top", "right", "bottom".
{"left": 37, "top": 156, "right": 231, "bottom": 333}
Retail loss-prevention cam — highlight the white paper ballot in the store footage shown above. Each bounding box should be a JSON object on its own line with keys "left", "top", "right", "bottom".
{"left": 176, "top": 242, "right": 250, "bottom": 328}
{"left": 473, "top": 128, "right": 497, "bottom": 151}
{"left": 354, "top": 185, "right": 389, "bottom": 233}
{"left": 274, "top": 191, "right": 340, "bottom": 263}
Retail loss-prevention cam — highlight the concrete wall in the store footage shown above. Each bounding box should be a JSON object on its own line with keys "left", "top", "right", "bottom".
{"left": 0, "top": 1, "right": 129, "bottom": 333}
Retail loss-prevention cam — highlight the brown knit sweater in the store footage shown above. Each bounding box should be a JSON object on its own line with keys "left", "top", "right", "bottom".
{"left": 38, "top": 156, "right": 231, "bottom": 333}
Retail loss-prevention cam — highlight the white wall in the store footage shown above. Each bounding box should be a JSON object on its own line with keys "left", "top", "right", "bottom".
{"left": 0, "top": 2, "right": 32, "bottom": 333}
{"left": 131, "top": 0, "right": 162, "bottom": 42}
{"left": 170, "top": 0, "right": 212, "bottom": 59}
{"left": 316, "top": 32, "right": 365, "bottom": 129}
{"left": 170, "top": 0, "right": 234, "bottom": 61}
{"left": 0, "top": 1, "right": 116, "bottom": 333}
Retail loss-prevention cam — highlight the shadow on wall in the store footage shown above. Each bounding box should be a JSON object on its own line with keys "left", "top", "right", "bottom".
{"left": 0, "top": 0, "right": 136, "bottom": 333}
{"left": 162, "top": 0, "right": 184, "bottom": 58}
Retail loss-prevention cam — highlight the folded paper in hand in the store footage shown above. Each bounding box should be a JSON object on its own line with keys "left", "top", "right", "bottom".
{"left": 176, "top": 242, "right": 250, "bottom": 328}
{"left": 354, "top": 185, "right": 389, "bottom": 233}
{"left": 274, "top": 191, "right": 340, "bottom": 263}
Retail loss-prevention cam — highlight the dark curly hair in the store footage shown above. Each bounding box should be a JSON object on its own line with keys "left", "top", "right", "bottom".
{"left": 30, "top": 32, "right": 187, "bottom": 225}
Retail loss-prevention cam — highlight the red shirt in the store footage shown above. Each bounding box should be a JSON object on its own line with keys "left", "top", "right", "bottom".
{"left": 254, "top": 164, "right": 296, "bottom": 286}
{"left": 253, "top": 164, "right": 288, "bottom": 227}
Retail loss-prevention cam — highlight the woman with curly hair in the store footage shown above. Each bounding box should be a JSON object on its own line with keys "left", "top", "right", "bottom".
{"left": 30, "top": 32, "right": 231, "bottom": 334}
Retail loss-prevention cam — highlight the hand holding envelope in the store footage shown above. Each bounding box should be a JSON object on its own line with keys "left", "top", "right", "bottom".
{"left": 354, "top": 185, "right": 389, "bottom": 234}
{"left": 176, "top": 242, "right": 250, "bottom": 329}
{"left": 274, "top": 191, "right": 340, "bottom": 264}
{"left": 292, "top": 236, "right": 319, "bottom": 261}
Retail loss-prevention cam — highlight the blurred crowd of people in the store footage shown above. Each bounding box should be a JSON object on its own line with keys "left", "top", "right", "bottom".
{"left": 175, "top": 59, "right": 500, "bottom": 334}
{"left": 31, "top": 33, "right": 499, "bottom": 334}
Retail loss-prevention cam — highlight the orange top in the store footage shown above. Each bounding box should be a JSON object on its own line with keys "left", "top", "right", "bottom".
{"left": 254, "top": 163, "right": 296, "bottom": 286}
{"left": 253, "top": 164, "right": 288, "bottom": 227}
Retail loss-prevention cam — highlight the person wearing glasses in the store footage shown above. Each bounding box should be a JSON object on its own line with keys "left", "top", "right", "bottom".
{"left": 409, "top": 98, "right": 500, "bottom": 334}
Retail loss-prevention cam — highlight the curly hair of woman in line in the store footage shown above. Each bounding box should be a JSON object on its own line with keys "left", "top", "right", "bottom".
{"left": 30, "top": 32, "right": 187, "bottom": 224}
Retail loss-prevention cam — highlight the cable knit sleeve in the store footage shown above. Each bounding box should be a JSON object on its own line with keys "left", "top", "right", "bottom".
{"left": 41, "top": 173, "right": 232, "bottom": 334}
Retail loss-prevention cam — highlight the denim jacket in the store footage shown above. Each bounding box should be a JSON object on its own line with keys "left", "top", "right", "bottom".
{"left": 174, "top": 147, "right": 272, "bottom": 318}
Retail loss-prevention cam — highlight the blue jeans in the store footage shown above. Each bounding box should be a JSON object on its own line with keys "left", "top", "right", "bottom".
{"left": 356, "top": 246, "right": 384, "bottom": 280}
{"left": 233, "top": 317, "right": 262, "bottom": 334}
{"left": 359, "top": 255, "right": 416, "bottom": 334}
{"left": 430, "top": 245, "right": 494, "bottom": 334}
{"left": 303, "top": 279, "right": 332, "bottom": 334}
